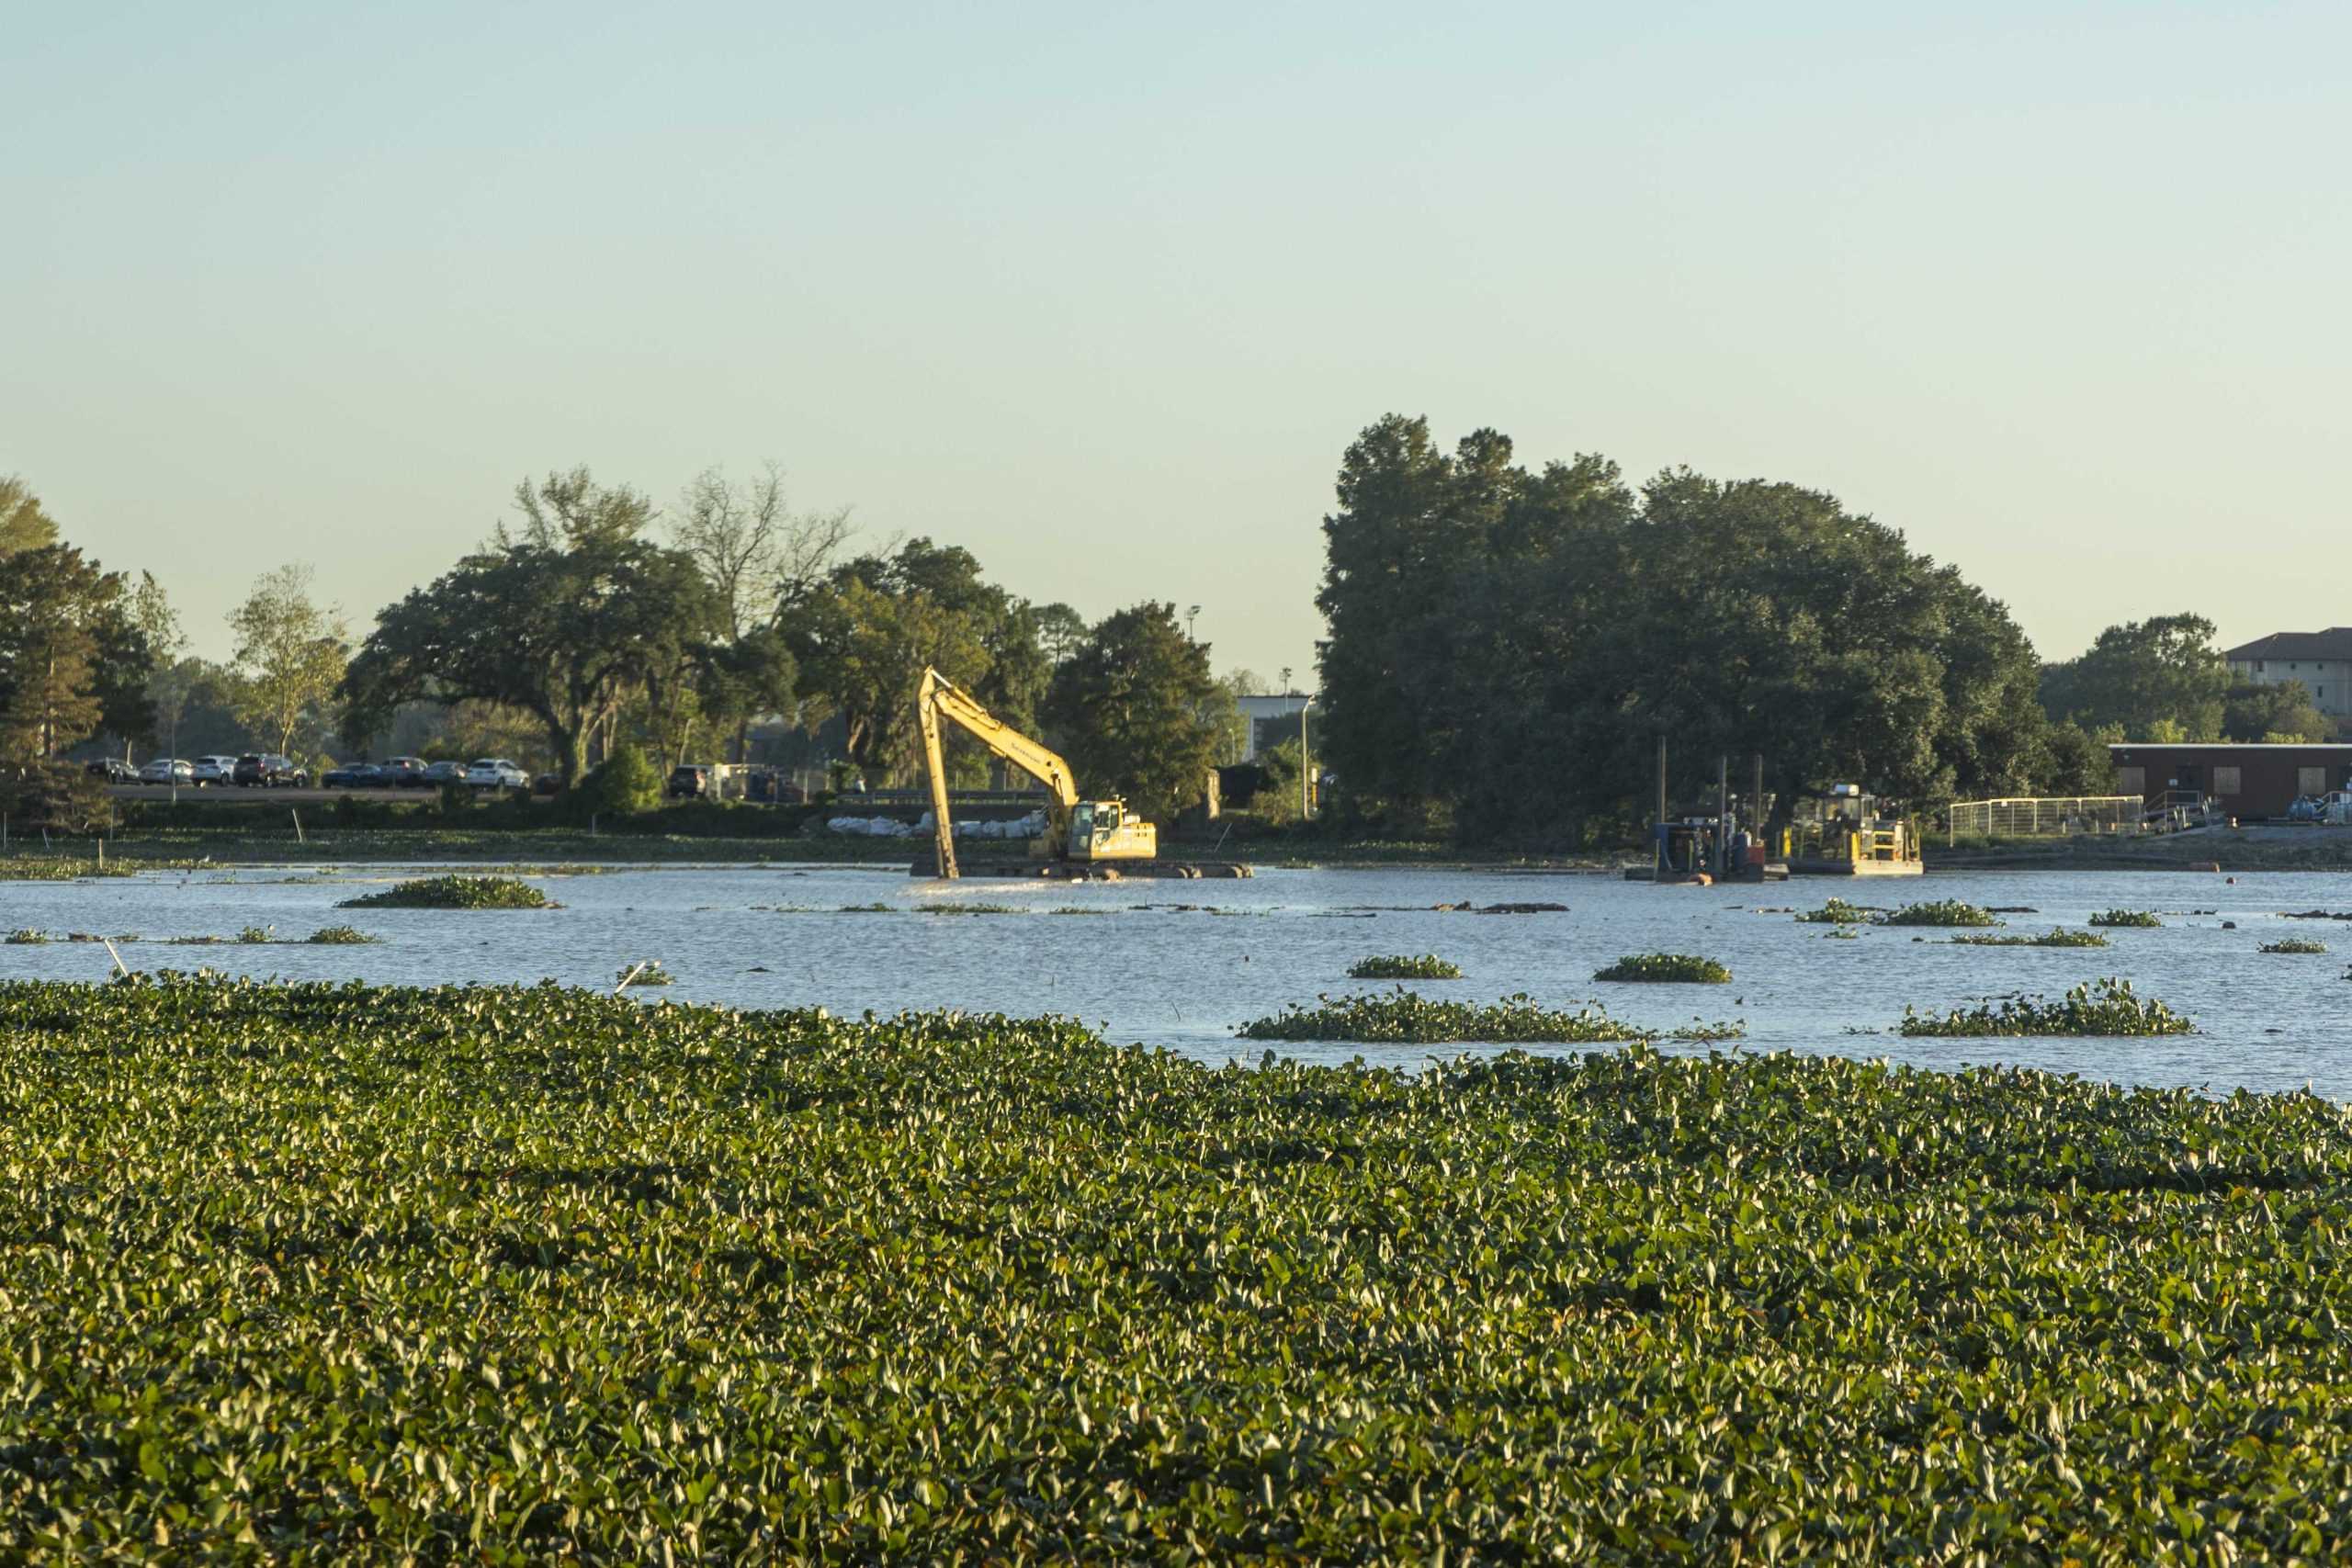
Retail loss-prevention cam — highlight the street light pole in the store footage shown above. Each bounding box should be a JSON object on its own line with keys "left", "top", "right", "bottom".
{"left": 1187, "top": 604, "right": 1200, "bottom": 641}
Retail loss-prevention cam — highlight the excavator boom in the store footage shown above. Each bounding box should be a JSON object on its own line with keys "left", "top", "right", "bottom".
{"left": 915, "top": 666, "right": 1154, "bottom": 877}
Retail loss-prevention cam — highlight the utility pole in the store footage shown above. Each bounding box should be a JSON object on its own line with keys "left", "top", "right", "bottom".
{"left": 1655, "top": 735, "right": 1668, "bottom": 878}
{"left": 1714, "top": 755, "right": 1729, "bottom": 877}
{"left": 1187, "top": 604, "right": 1201, "bottom": 641}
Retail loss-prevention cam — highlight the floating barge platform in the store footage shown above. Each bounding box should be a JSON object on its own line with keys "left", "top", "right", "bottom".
{"left": 910, "top": 857, "right": 1252, "bottom": 880}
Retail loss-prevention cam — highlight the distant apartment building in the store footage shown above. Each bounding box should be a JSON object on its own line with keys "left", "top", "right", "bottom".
{"left": 2224, "top": 630, "right": 2352, "bottom": 718}
{"left": 1234, "top": 693, "right": 1313, "bottom": 761}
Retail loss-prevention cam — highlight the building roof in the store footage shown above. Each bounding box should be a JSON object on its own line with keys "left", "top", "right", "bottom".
{"left": 2109, "top": 743, "right": 2352, "bottom": 753}
{"left": 2225, "top": 628, "right": 2352, "bottom": 662}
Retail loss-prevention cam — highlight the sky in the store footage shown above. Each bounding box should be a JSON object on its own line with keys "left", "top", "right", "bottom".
{"left": 6, "top": 1, "right": 2347, "bottom": 679}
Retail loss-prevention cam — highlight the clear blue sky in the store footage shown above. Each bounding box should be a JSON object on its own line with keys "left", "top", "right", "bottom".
{"left": 6, "top": 1, "right": 2346, "bottom": 677}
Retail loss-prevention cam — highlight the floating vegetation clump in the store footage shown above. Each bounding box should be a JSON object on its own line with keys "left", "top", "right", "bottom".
{"left": 2088, "top": 909, "right": 2163, "bottom": 929}
{"left": 1951, "top": 929, "right": 2109, "bottom": 949}
{"left": 1349, "top": 954, "right": 1463, "bottom": 980}
{"left": 2261, "top": 939, "right": 2329, "bottom": 954}
{"left": 1795, "top": 898, "right": 1873, "bottom": 924}
{"left": 235, "top": 925, "right": 273, "bottom": 944}
{"left": 1241, "top": 989, "right": 1669, "bottom": 1043}
{"left": 918, "top": 903, "right": 1028, "bottom": 916}
{"left": 616, "top": 961, "right": 673, "bottom": 987}
{"left": 1, "top": 976, "right": 2347, "bottom": 1556}
{"left": 5, "top": 930, "right": 50, "bottom": 945}
{"left": 1881, "top": 900, "right": 1998, "bottom": 929}
{"left": 1593, "top": 953, "right": 1732, "bottom": 984}
{"left": 304, "top": 925, "right": 377, "bottom": 945}
{"left": 1901, "top": 978, "right": 2192, "bottom": 1037}
{"left": 0, "top": 857, "right": 138, "bottom": 882}
{"left": 338, "top": 874, "right": 552, "bottom": 910}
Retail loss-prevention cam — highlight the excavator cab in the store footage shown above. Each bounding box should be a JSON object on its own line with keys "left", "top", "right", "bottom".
{"left": 1067, "top": 799, "right": 1155, "bottom": 862}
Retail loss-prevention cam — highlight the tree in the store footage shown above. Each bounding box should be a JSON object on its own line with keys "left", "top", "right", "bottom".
{"left": 343, "top": 471, "right": 724, "bottom": 786}
{"left": 130, "top": 571, "right": 190, "bottom": 761}
{"left": 672, "top": 462, "right": 839, "bottom": 760}
{"left": 1044, "top": 602, "right": 1222, "bottom": 822}
{"left": 229, "top": 564, "right": 350, "bottom": 757}
{"left": 1313, "top": 416, "right": 2057, "bottom": 843}
{"left": 2222, "top": 680, "right": 2329, "bottom": 743}
{"left": 2038, "top": 615, "right": 2227, "bottom": 740}
{"left": 1, "top": 476, "right": 61, "bottom": 557}
{"left": 0, "top": 542, "right": 152, "bottom": 762}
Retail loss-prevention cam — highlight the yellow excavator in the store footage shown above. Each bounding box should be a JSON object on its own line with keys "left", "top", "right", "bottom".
{"left": 917, "top": 666, "right": 1158, "bottom": 878}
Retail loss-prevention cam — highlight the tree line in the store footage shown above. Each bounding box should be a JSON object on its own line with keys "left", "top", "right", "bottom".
{"left": 1310, "top": 416, "right": 2231, "bottom": 844}
{"left": 1, "top": 466, "right": 1248, "bottom": 828}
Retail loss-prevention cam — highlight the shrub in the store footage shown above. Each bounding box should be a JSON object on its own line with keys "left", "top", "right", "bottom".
{"left": 1951, "top": 929, "right": 2109, "bottom": 948}
{"left": 1593, "top": 953, "right": 1731, "bottom": 984}
{"left": 1882, "top": 900, "right": 1998, "bottom": 929}
{"left": 2261, "top": 939, "right": 2328, "bottom": 954}
{"left": 1348, "top": 954, "right": 1463, "bottom": 980}
{"left": 570, "top": 748, "right": 663, "bottom": 818}
{"left": 1900, "top": 979, "right": 2192, "bottom": 1037}
{"left": 338, "top": 874, "right": 553, "bottom": 910}
{"left": 2089, "top": 909, "right": 2163, "bottom": 929}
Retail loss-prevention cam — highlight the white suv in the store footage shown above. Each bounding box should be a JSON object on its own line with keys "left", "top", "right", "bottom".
{"left": 463, "top": 758, "right": 529, "bottom": 789}
{"left": 192, "top": 755, "right": 240, "bottom": 786}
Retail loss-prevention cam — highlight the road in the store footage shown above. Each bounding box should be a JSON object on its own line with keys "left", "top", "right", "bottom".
{"left": 107, "top": 784, "right": 487, "bottom": 807}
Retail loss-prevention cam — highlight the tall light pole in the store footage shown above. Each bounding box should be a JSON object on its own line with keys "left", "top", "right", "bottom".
{"left": 1187, "top": 604, "right": 1200, "bottom": 641}
{"left": 1300, "top": 697, "right": 1314, "bottom": 821}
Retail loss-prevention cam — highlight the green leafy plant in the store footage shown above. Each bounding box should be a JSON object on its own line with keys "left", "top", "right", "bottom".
{"left": 1348, "top": 954, "right": 1463, "bottom": 980}
{"left": 616, "top": 961, "right": 673, "bottom": 987}
{"left": 5, "top": 930, "right": 49, "bottom": 945}
{"left": 1951, "top": 929, "right": 2109, "bottom": 948}
{"left": 304, "top": 925, "right": 378, "bottom": 945}
{"left": 1593, "top": 953, "right": 1731, "bottom": 984}
{"left": 1795, "top": 898, "right": 1872, "bottom": 924}
{"left": 2088, "top": 909, "right": 2163, "bottom": 929}
{"left": 1881, "top": 900, "right": 1998, "bottom": 929}
{"left": 2260, "top": 939, "right": 2328, "bottom": 954}
{"left": 1239, "top": 989, "right": 1692, "bottom": 1043}
{"left": 0, "top": 977, "right": 2343, "bottom": 1557}
{"left": 235, "top": 925, "right": 273, "bottom": 944}
{"left": 338, "top": 874, "right": 553, "bottom": 910}
{"left": 1900, "top": 978, "right": 2192, "bottom": 1037}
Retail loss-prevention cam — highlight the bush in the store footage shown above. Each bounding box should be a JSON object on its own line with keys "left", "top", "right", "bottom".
{"left": 571, "top": 749, "right": 664, "bottom": 819}
{"left": 338, "top": 874, "right": 553, "bottom": 910}
{"left": 1900, "top": 979, "right": 2192, "bottom": 1037}
{"left": 1881, "top": 900, "right": 1998, "bottom": 929}
{"left": 2089, "top": 909, "right": 2163, "bottom": 929}
{"left": 1348, "top": 954, "right": 1462, "bottom": 980}
{"left": 1593, "top": 953, "right": 1732, "bottom": 983}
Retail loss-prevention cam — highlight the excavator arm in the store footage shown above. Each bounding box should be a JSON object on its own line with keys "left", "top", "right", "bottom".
{"left": 918, "top": 667, "right": 1079, "bottom": 879}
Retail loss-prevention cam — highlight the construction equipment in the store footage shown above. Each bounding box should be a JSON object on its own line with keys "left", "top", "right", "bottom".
{"left": 917, "top": 667, "right": 1157, "bottom": 878}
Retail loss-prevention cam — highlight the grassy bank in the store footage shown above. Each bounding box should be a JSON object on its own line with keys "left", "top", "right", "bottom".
{"left": 5, "top": 978, "right": 2351, "bottom": 1558}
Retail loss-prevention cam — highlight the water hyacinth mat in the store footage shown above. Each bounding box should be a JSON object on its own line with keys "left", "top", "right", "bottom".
{"left": 4, "top": 975, "right": 2351, "bottom": 1560}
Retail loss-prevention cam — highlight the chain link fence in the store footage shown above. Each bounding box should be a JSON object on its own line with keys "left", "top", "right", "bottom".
{"left": 1945, "top": 796, "right": 2145, "bottom": 840}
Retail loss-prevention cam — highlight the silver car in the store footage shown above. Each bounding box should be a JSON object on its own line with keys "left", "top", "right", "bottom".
{"left": 138, "top": 758, "right": 195, "bottom": 785}
{"left": 462, "top": 758, "right": 529, "bottom": 789}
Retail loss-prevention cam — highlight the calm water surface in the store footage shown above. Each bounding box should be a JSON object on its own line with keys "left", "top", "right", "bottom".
{"left": 6, "top": 863, "right": 2349, "bottom": 1096}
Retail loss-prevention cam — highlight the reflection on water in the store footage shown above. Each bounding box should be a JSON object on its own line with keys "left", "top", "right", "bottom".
{"left": 6, "top": 863, "right": 2350, "bottom": 1097}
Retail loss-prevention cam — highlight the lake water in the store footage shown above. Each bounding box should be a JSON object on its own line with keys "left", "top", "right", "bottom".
{"left": 6, "top": 863, "right": 2350, "bottom": 1096}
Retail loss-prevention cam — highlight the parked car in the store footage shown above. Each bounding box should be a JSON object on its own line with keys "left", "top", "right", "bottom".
{"left": 382, "top": 756, "right": 430, "bottom": 788}
{"left": 138, "top": 758, "right": 195, "bottom": 785}
{"left": 421, "top": 760, "right": 467, "bottom": 785}
{"left": 192, "top": 755, "right": 240, "bottom": 786}
{"left": 532, "top": 773, "right": 561, "bottom": 795}
{"left": 463, "top": 758, "right": 530, "bottom": 790}
{"left": 233, "top": 753, "right": 308, "bottom": 787}
{"left": 85, "top": 757, "right": 139, "bottom": 783}
{"left": 743, "top": 768, "right": 804, "bottom": 805}
{"left": 322, "top": 761, "right": 383, "bottom": 789}
{"left": 668, "top": 764, "right": 713, "bottom": 799}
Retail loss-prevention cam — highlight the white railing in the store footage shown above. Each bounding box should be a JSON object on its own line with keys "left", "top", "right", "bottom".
{"left": 1946, "top": 795, "right": 2145, "bottom": 840}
